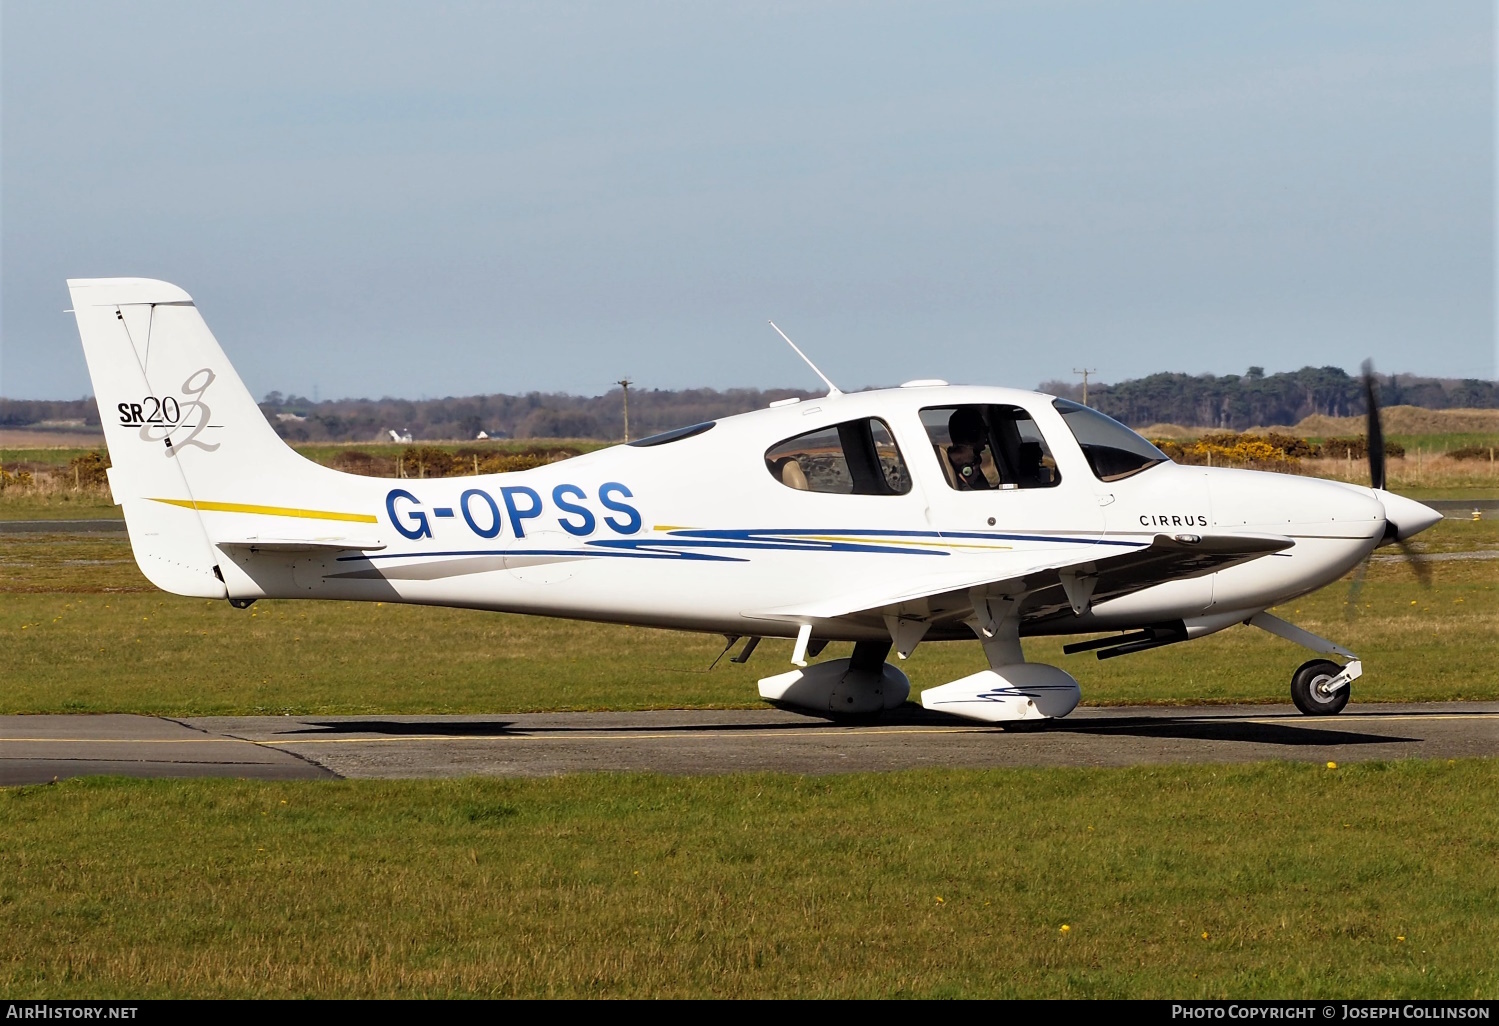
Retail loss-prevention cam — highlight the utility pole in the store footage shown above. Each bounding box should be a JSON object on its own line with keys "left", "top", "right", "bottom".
{"left": 1073, "top": 367, "right": 1097, "bottom": 407}
{"left": 617, "top": 378, "right": 633, "bottom": 442}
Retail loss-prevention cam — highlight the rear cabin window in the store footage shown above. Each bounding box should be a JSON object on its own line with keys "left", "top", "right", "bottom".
{"left": 765, "top": 418, "right": 912, "bottom": 495}
{"left": 920, "top": 404, "right": 1062, "bottom": 491}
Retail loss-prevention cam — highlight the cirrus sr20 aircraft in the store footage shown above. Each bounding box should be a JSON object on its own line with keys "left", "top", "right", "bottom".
{"left": 68, "top": 278, "right": 1442, "bottom": 723}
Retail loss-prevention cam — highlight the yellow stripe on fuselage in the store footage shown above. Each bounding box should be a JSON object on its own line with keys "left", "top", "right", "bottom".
{"left": 149, "top": 498, "right": 379, "bottom": 524}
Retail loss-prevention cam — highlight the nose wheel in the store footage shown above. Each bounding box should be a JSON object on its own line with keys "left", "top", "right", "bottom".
{"left": 1290, "top": 659, "right": 1350, "bottom": 716}
{"left": 1249, "top": 613, "right": 1361, "bottom": 716}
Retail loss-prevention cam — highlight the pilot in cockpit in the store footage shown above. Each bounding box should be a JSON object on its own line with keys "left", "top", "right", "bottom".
{"left": 946, "top": 407, "right": 994, "bottom": 490}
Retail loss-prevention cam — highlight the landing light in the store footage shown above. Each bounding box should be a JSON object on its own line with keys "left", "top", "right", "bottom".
{"left": 1175, "top": 534, "right": 1201, "bottom": 544}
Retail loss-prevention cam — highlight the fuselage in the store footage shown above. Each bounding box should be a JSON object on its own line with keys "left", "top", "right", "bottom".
{"left": 68, "top": 275, "right": 1447, "bottom": 720}
{"left": 209, "top": 382, "right": 1410, "bottom": 642}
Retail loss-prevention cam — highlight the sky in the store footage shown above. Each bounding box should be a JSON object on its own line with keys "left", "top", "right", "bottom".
{"left": 2, "top": 1, "right": 1493, "bottom": 402}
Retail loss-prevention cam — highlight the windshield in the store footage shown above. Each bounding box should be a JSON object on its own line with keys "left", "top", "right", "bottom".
{"left": 1052, "top": 399, "right": 1169, "bottom": 482}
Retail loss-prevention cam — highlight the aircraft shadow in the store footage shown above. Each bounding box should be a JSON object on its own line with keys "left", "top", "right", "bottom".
{"left": 1045, "top": 719, "right": 1418, "bottom": 747}
{"left": 859, "top": 708, "right": 1420, "bottom": 745}
{"left": 287, "top": 720, "right": 520, "bottom": 737}
{"left": 281, "top": 712, "right": 1420, "bottom": 747}
{"left": 284, "top": 718, "right": 910, "bottom": 738}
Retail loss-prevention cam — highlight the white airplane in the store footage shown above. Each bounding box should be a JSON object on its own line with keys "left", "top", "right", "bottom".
{"left": 68, "top": 278, "right": 1442, "bottom": 723}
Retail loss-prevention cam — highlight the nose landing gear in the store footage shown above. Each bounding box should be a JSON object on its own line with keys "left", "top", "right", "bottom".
{"left": 1248, "top": 612, "right": 1362, "bottom": 716}
{"left": 1290, "top": 658, "right": 1351, "bottom": 716}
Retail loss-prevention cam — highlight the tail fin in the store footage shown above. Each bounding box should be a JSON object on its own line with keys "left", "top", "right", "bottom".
{"left": 68, "top": 278, "right": 373, "bottom": 598}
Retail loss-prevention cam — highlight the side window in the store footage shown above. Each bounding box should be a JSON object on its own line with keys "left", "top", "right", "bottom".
{"left": 920, "top": 404, "right": 1062, "bottom": 491}
{"left": 765, "top": 418, "right": 912, "bottom": 495}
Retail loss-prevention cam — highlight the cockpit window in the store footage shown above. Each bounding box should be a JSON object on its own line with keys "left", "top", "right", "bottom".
{"left": 1052, "top": 399, "right": 1168, "bottom": 481}
{"left": 920, "top": 404, "right": 1061, "bottom": 491}
{"left": 765, "top": 418, "right": 912, "bottom": 495}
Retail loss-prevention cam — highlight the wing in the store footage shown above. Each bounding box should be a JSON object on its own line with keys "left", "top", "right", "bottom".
{"left": 747, "top": 532, "right": 1292, "bottom": 637}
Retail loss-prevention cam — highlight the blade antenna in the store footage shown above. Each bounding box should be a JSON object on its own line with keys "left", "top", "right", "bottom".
{"left": 768, "top": 321, "right": 842, "bottom": 397}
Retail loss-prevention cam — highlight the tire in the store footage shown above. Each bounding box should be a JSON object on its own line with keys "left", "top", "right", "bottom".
{"left": 1291, "top": 658, "right": 1350, "bottom": 716}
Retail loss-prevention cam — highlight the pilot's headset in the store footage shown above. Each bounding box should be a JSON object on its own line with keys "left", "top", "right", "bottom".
{"left": 947, "top": 408, "right": 992, "bottom": 490}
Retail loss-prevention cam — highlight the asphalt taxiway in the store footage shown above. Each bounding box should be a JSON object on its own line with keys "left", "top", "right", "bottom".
{"left": 2, "top": 703, "right": 1495, "bottom": 784}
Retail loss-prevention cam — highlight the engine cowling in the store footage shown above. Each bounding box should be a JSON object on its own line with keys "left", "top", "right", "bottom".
{"left": 758, "top": 658, "right": 911, "bottom": 715}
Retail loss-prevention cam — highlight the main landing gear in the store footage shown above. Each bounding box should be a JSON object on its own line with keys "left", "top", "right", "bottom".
{"left": 757, "top": 593, "right": 1083, "bottom": 725}
{"left": 1248, "top": 612, "right": 1362, "bottom": 716}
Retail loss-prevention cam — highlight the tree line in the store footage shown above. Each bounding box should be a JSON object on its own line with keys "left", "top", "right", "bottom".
{"left": 4, "top": 366, "right": 1494, "bottom": 440}
{"left": 1040, "top": 367, "right": 1499, "bottom": 430}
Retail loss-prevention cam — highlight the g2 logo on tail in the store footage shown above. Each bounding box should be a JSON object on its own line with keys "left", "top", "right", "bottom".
{"left": 119, "top": 368, "right": 221, "bottom": 456}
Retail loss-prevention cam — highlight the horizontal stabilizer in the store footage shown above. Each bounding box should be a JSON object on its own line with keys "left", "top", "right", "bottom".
{"left": 215, "top": 538, "right": 386, "bottom": 552}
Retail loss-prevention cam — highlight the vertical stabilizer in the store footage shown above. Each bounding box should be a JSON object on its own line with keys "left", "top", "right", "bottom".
{"left": 68, "top": 278, "right": 373, "bottom": 599}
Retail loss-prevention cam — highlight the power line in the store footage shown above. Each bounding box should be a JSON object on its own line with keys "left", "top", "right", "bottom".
{"left": 1073, "top": 367, "right": 1097, "bottom": 407}
{"left": 616, "top": 378, "right": 633, "bottom": 442}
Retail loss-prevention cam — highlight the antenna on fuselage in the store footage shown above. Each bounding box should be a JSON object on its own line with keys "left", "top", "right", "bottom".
{"left": 768, "top": 321, "right": 842, "bottom": 397}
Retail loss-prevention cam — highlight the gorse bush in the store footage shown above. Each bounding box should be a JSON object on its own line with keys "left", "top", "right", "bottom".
{"left": 67, "top": 451, "right": 111, "bottom": 487}
{"left": 1446, "top": 445, "right": 1496, "bottom": 462}
{"left": 319, "top": 445, "right": 583, "bottom": 479}
{"left": 313, "top": 445, "right": 582, "bottom": 479}
{"left": 0, "top": 464, "right": 35, "bottom": 489}
{"left": 1151, "top": 432, "right": 1311, "bottom": 467}
{"left": 399, "top": 446, "right": 462, "bottom": 478}
{"left": 469, "top": 451, "right": 560, "bottom": 475}
{"left": 396, "top": 445, "right": 578, "bottom": 478}
{"left": 1151, "top": 433, "right": 1418, "bottom": 468}
{"left": 1, "top": 451, "right": 110, "bottom": 492}
{"left": 1323, "top": 436, "right": 1407, "bottom": 460}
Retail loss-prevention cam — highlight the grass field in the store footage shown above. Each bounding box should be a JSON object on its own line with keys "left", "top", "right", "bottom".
{"left": 1299, "top": 456, "right": 1499, "bottom": 498}
{"left": 2, "top": 519, "right": 1494, "bottom": 714}
{"left": 2, "top": 448, "right": 1495, "bottom": 1000}
{"left": 2, "top": 761, "right": 1495, "bottom": 998}
{"left": 0, "top": 492, "right": 120, "bottom": 519}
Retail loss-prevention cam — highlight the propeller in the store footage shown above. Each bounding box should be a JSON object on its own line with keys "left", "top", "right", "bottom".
{"left": 1344, "top": 360, "right": 1430, "bottom": 619}
{"left": 1362, "top": 359, "right": 1385, "bottom": 491}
